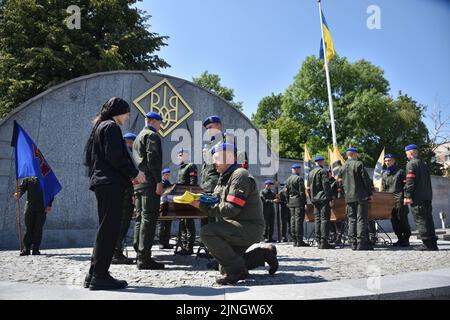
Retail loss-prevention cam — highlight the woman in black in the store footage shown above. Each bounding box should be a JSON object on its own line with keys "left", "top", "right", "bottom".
{"left": 83, "top": 97, "right": 145, "bottom": 290}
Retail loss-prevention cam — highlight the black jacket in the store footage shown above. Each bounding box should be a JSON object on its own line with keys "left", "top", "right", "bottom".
{"left": 88, "top": 120, "right": 138, "bottom": 190}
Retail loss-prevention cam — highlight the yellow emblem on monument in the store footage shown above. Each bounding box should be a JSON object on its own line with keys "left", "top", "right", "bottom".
{"left": 133, "top": 78, "right": 193, "bottom": 137}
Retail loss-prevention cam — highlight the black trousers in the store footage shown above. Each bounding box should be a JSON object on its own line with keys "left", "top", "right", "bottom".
{"left": 89, "top": 184, "right": 125, "bottom": 278}
{"left": 263, "top": 208, "right": 275, "bottom": 240}
{"left": 114, "top": 190, "right": 134, "bottom": 252}
{"left": 313, "top": 201, "right": 331, "bottom": 242}
{"left": 159, "top": 220, "right": 173, "bottom": 245}
{"left": 23, "top": 207, "right": 47, "bottom": 250}
{"left": 391, "top": 205, "right": 411, "bottom": 240}
{"left": 280, "top": 208, "right": 290, "bottom": 239}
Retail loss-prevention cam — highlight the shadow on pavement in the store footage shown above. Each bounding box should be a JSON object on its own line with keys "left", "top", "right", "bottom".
{"left": 123, "top": 285, "right": 248, "bottom": 296}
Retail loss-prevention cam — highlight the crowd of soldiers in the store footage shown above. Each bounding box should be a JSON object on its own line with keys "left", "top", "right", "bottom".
{"left": 260, "top": 146, "right": 439, "bottom": 252}
{"left": 15, "top": 97, "right": 439, "bottom": 290}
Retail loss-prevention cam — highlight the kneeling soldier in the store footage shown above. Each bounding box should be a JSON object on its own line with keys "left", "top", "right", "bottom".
{"left": 190, "top": 143, "right": 278, "bottom": 285}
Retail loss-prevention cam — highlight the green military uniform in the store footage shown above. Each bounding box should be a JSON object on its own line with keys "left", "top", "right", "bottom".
{"left": 132, "top": 126, "right": 163, "bottom": 266}
{"left": 158, "top": 178, "right": 173, "bottom": 248}
{"left": 278, "top": 190, "right": 290, "bottom": 241}
{"left": 382, "top": 165, "right": 411, "bottom": 246}
{"left": 328, "top": 175, "right": 343, "bottom": 244}
{"left": 308, "top": 165, "right": 333, "bottom": 247}
{"left": 338, "top": 159, "right": 373, "bottom": 249}
{"left": 285, "top": 173, "right": 308, "bottom": 246}
{"left": 111, "top": 184, "right": 134, "bottom": 263}
{"left": 405, "top": 157, "right": 438, "bottom": 250}
{"left": 178, "top": 162, "right": 198, "bottom": 252}
{"left": 199, "top": 165, "right": 277, "bottom": 282}
{"left": 260, "top": 187, "right": 276, "bottom": 241}
{"left": 18, "top": 177, "right": 53, "bottom": 254}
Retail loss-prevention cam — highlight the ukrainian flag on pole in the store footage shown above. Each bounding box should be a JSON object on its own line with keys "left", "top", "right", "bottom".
{"left": 373, "top": 148, "right": 385, "bottom": 192}
{"left": 319, "top": 10, "right": 336, "bottom": 62}
{"left": 303, "top": 145, "right": 313, "bottom": 188}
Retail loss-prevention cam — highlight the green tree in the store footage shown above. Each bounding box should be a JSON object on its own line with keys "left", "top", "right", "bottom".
{"left": 251, "top": 93, "right": 283, "bottom": 128}
{"left": 0, "top": 0, "right": 169, "bottom": 119}
{"left": 192, "top": 71, "right": 243, "bottom": 111}
{"left": 276, "top": 55, "right": 431, "bottom": 168}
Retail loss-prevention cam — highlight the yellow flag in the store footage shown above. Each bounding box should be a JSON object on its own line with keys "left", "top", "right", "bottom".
{"left": 373, "top": 148, "right": 385, "bottom": 192}
{"left": 320, "top": 10, "right": 336, "bottom": 62}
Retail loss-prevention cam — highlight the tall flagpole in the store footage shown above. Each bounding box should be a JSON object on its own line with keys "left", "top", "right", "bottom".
{"left": 318, "top": 0, "right": 337, "bottom": 146}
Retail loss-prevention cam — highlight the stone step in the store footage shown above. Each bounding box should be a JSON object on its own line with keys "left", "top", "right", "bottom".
{"left": 411, "top": 229, "right": 449, "bottom": 236}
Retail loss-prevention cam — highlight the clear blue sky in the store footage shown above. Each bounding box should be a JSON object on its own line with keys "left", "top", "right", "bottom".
{"left": 137, "top": 0, "right": 450, "bottom": 129}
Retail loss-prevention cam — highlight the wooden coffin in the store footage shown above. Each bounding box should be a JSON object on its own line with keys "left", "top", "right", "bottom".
{"left": 159, "top": 184, "right": 208, "bottom": 220}
{"left": 305, "top": 191, "right": 395, "bottom": 222}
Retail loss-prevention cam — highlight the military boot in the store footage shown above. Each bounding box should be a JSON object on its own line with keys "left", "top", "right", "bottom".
{"left": 320, "top": 240, "right": 335, "bottom": 249}
{"left": 137, "top": 254, "right": 165, "bottom": 270}
{"left": 19, "top": 248, "right": 30, "bottom": 256}
{"left": 393, "top": 236, "right": 404, "bottom": 247}
{"left": 32, "top": 246, "right": 41, "bottom": 255}
{"left": 415, "top": 240, "right": 439, "bottom": 251}
{"left": 111, "top": 251, "right": 134, "bottom": 265}
{"left": 400, "top": 237, "right": 410, "bottom": 247}
{"left": 350, "top": 242, "right": 357, "bottom": 250}
{"left": 297, "top": 240, "right": 310, "bottom": 247}
{"left": 89, "top": 273, "right": 128, "bottom": 291}
{"left": 357, "top": 242, "right": 374, "bottom": 251}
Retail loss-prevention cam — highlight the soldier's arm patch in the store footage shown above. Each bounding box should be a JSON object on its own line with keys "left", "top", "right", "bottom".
{"left": 226, "top": 195, "right": 246, "bottom": 207}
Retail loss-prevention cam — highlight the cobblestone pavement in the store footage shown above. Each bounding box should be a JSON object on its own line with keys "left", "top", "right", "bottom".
{"left": 1, "top": 240, "right": 449, "bottom": 288}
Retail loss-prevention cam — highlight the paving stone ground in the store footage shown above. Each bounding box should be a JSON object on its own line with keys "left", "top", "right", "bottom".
{"left": 1, "top": 238, "right": 449, "bottom": 289}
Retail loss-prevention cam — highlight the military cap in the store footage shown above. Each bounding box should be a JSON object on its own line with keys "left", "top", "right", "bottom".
{"left": 146, "top": 112, "right": 163, "bottom": 121}
{"left": 162, "top": 168, "right": 171, "bottom": 174}
{"left": 314, "top": 155, "right": 325, "bottom": 162}
{"left": 384, "top": 153, "right": 395, "bottom": 159}
{"left": 123, "top": 133, "right": 137, "bottom": 140}
{"left": 291, "top": 164, "right": 301, "bottom": 169}
{"left": 346, "top": 147, "right": 358, "bottom": 153}
{"left": 264, "top": 180, "right": 274, "bottom": 185}
{"left": 203, "top": 115, "right": 222, "bottom": 127}
{"left": 405, "top": 144, "right": 418, "bottom": 151}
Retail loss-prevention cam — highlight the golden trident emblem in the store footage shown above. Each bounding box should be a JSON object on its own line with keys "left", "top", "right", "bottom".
{"left": 133, "top": 78, "right": 193, "bottom": 137}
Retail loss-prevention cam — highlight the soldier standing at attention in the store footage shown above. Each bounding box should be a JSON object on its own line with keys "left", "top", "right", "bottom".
{"left": 189, "top": 143, "right": 278, "bottom": 285}
{"left": 158, "top": 168, "right": 174, "bottom": 249}
{"left": 285, "top": 164, "right": 309, "bottom": 247}
{"left": 404, "top": 144, "right": 438, "bottom": 251}
{"left": 308, "top": 156, "right": 335, "bottom": 249}
{"left": 133, "top": 112, "right": 166, "bottom": 270}
{"left": 260, "top": 180, "right": 278, "bottom": 242}
{"left": 177, "top": 148, "right": 198, "bottom": 255}
{"left": 111, "top": 133, "right": 137, "bottom": 265}
{"left": 338, "top": 148, "right": 373, "bottom": 251}
{"left": 14, "top": 177, "right": 53, "bottom": 256}
{"left": 278, "top": 186, "right": 291, "bottom": 242}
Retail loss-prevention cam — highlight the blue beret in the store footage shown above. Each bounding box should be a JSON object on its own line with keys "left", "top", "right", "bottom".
{"left": 146, "top": 112, "right": 163, "bottom": 121}
{"left": 384, "top": 153, "right": 394, "bottom": 159}
{"left": 123, "top": 133, "right": 137, "bottom": 140}
{"left": 346, "top": 147, "right": 358, "bottom": 153}
{"left": 211, "top": 143, "right": 235, "bottom": 155}
{"left": 203, "top": 115, "right": 222, "bottom": 127}
{"left": 291, "top": 164, "right": 301, "bottom": 169}
{"left": 162, "top": 168, "right": 171, "bottom": 174}
{"left": 405, "top": 144, "right": 418, "bottom": 151}
{"left": 264, "top": 180, "right": 274, "bottom": 185}
{"left": 314, "top": 155, "right": 325, "bottom": 162}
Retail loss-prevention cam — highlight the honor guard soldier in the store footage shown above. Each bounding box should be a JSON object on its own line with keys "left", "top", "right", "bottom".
{"left": 308, "top": 156, "right": 334, "bottom": 249}
{"left": 201, "top": 116, "right": 222, "bottom": 195}
{"left": 111, "top": 133, "right": 137, "bottom": 264}
{"left": 177, "top": 148, "right": 198, "bottom": 255}
{"left": 159, "top": 168, "right": 174, "bottom": 249}
{"left": 132, "top": 111, "right": 166, "bottom": 269}
{"left": 285, "top": 164, "right": 309, "bottom": 247}
{"left": 338, "top": 148, "right": 373, "bottom": 250}
{"left": 15, "top": 177, "right": 54, "bottom": 256}
{"left": 278, "top": 185, "right": 290, "bottom": 242}
{"left": 190, "top": 143, "right": 278, "bottom": 285}
{"left": 404, "top": 144, "right": 438, "bottom": 251}
{"left": 382, "top": 153, "right": 411, "bottom": 247}
{"left": 260, "top": 180, "right": 278, "bottom": 242}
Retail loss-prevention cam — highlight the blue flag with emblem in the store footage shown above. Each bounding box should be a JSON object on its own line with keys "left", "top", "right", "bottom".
{"left": 11, "top": 121, "right": 62, "bottom": 207}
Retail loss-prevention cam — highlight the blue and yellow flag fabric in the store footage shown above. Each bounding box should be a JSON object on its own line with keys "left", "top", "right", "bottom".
{"left": 303, "top": 144, "right": 314, "bottom": 188}
{"left": 319, "top": 10, "right": 336, "bottom": 62}
{"left": 330, "top": 145, "right": 345, "bottom": 177}
{"left": 11, "top": 121, "right": 62, "bottom": 207}
{"left": 373, "top": 148, "right": 385, "bottom": 192}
